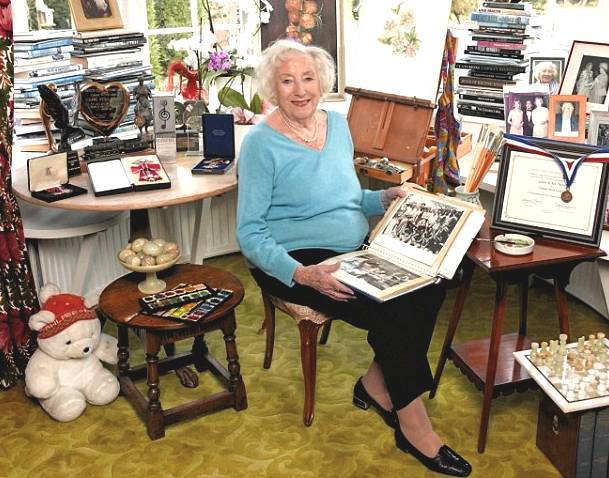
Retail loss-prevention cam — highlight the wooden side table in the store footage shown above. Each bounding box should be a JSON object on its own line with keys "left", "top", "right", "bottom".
{"left": 98, "top": 263, "right": 247, "bottom": 440}
{"left": 430, "top": 222, "right": 605, "bottom": 453}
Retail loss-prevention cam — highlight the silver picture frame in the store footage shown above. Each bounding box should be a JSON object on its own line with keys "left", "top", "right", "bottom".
{"left": 588, "top": 110, "right": 609, "bottom": 147}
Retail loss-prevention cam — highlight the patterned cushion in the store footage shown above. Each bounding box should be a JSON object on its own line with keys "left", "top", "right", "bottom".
{"left": 268, "top": 296, "right": 332, "bottom": 325}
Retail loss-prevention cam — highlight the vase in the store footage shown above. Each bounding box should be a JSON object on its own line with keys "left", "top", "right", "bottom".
{"left": 455, "top": 185, "right": 482, "bottom": 207}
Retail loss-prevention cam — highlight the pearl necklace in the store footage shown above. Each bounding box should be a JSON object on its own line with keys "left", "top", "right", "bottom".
{"left": 279, "top": 109, "right": 318, "bottom": 144}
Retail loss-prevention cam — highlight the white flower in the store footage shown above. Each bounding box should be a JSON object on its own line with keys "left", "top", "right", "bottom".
{"left": 260, "top": 10, "right": 271, "bottom": 24}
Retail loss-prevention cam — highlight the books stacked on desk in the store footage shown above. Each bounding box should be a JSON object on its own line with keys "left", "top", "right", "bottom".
{"left": 139, "top": 283, "right": 233, "bottom": 323}
{"left": 14, "top": 30, "right": 81, "bottom": 152}
{"left": 71, "top": 29, "right": 153, "bottom": 139}
{"left": 456, "top": 2, "right": 538, "bottom": 122}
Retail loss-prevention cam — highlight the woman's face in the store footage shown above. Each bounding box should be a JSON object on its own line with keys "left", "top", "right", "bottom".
{"left": 538, "top": 64, "right": 555, "bottom": 83}
{"left": 562, "top": 102, "right": 574, "bottom": 116}
{"left": 274, "top": 53, "right": 321, "bottom": 122}
{"left": 535, "top": 97, "right": 543, "bottom": 107}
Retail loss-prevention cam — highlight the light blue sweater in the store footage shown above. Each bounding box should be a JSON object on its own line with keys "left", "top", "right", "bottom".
{"left": 236, "top": 111, "right": 385, "bottom": 286}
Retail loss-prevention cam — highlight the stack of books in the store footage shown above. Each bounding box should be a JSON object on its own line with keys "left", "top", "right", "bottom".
{"left": 71, "top": 29, "right": 153, "bottom": 138}
{"left": 456, "top": 1, "right": 538, "bottom": 122}
{"left": 14, "top": 30, "right": 81, "bottom": 152}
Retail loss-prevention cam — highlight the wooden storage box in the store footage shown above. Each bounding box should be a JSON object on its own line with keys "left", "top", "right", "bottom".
{"left": 537, "top": 394, "right": 609, "bottom": 478}
{"left": 346, "top": 87, "right": 472, "bottom": 186}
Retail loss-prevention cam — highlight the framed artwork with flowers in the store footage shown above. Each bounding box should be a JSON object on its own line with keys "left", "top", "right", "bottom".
{"left": 67, "top": 0, "right": 124, "bottom": 32}
{"left": 260, "top": 0, "right": 345, "bottom": 99}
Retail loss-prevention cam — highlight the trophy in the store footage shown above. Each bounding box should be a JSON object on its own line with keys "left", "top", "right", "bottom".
{"left": 38, "top": 84, "right": 86, "bottom": 153}
{"left": 79, "top": 81, "right": 130, "bottom": 139}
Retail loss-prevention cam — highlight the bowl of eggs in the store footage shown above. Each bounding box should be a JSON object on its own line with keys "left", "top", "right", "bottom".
{"left": 118, "top": 238, "right": 180, "bottom": 293}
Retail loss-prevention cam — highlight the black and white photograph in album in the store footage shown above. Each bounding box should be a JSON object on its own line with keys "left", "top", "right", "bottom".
{"left": 599, "top": 124, "right": 609, "bottom": 147}
{"left": 388, "top": 195, "right": 464, "bottom": 255}
{"left": 339, "top": 253, "right": 419, "bottom": 291}
{"left": 572, "top": 56, "right": 609, "bottom": 104}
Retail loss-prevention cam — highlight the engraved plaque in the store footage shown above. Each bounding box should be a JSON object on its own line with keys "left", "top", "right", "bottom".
{"left": 80, "top": 81, "right": 130, "bottom": 137}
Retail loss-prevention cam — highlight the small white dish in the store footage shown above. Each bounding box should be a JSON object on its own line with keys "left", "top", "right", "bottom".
{"left": 493, "top": 233, "right": 535, "bottom": 256}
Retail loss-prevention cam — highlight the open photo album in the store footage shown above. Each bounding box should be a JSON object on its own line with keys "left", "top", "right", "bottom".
{"left": 327, "top": 185, "right": 486, "bottom": 302}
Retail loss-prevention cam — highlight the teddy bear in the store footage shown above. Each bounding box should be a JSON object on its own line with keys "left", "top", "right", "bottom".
{"left": 24, "top": 284, "right": 120, "bottom": 422}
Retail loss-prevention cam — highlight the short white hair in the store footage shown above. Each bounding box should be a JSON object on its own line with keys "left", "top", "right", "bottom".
{"left": 534, "top": 61, "right": 558, "bottom": 80}
{"left": 256, "top": 39, "right": 336, "bottom": 105}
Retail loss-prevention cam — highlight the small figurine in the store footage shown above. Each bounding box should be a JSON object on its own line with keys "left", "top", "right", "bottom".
{"left": 133, "top": 76, "right": 153, "bottom": 138}
{"left": 38, "top": 83, "right": 85, "bottom": 152}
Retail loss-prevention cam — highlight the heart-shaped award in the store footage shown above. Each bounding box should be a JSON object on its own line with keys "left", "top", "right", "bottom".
{"left": 80, "top": 81, "right": 130, "bottom": 137}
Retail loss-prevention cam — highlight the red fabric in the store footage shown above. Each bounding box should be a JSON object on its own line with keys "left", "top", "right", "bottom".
{"left": 38, "top": 294, "right": 97, "bottom": 339}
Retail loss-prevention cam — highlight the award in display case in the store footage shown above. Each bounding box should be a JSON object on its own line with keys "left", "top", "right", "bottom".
{"left": 27, "top": 152, "right": 87, "bottom": 202}
{"left": 87, "top": 153, "right": 171, "bottom": 196}
{"left": 191, "top": 114, "right": 235, "bottom": 175}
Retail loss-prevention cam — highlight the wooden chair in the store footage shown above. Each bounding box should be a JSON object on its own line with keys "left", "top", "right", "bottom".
{"left": 259, "top": 292, "right": 333, "bottom": 426}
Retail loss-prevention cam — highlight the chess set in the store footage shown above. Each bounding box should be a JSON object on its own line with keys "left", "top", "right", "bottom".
{"left": 139, "top": 282, "right": 233, "bottom": 323}
{"left": 514, "top": 333, "right": 609, "bottom": 413}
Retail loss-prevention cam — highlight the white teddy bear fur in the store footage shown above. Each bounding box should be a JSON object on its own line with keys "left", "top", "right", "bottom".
{"left": 25, "top": 284, "right": 120, "bottom": 422}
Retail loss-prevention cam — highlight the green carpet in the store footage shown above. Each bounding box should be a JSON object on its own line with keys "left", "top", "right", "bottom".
{"left": 2, "top": 253, "right": 608, "bottom": 477}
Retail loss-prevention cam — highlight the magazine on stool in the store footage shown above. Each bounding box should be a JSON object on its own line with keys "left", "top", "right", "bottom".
{"left": 325, "top": 184, "right": 486, "bottom": 302}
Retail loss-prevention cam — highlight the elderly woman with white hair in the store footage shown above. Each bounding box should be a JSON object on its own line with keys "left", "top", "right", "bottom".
{"left": 236, "top": 39, "right": 472, "bottom": 477}
{"left": 534, "top": 61, "right": 560, "bottom": 95}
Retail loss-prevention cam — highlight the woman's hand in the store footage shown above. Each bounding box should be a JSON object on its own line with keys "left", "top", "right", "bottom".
{"left": 381, "top": 186, "right": 407, "bottom": 209}
{"left": 293, "top": 263, "right": 355, "bottom": 301}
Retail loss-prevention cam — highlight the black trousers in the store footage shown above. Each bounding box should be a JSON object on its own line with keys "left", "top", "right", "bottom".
{"left": 251, "top": 249, "right": 446, "bottom": 410}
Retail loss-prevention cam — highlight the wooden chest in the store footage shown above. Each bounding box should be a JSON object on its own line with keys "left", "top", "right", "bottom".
{"left": 537, "top": 394, "right": 609, "bottom": 478}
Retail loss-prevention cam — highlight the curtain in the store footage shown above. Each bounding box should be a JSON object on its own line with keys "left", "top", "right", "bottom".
{"left": 0, "top": 0, "right": 38, "bottom": 390}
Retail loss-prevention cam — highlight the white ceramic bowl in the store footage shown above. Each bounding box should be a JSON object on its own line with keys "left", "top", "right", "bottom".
{"left": 118, "top": 253, "right": 180, "bottom": 293}
{"left": 493, "top": 234, "right": 535, "bottom": 256}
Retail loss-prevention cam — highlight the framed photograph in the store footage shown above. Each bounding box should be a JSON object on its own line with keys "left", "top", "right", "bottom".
{"left": 67, "top": 0, "right": 123, "bottom": 32}
{"left": 503, "top": 86, "right": 550, "bottom": 138}
{"left": 260, "top": 0, "right": 345, "bottom": 99}
{"left": 529, "top": 56, "right": 565, "bottom": 95}
{"left": 559, "top": 40, "right": 609, "bottom": 112}
{"left": 589, "top": 111, "right": 609, "bottom": 147}
{"left": 492, "top": 137, "right": 609, "bottom": 246}
{"left": 547, "top": 94, "right": 587, "bottom": 143}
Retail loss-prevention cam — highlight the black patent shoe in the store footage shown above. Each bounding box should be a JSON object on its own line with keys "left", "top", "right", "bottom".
{"left": 353, "top": 377, "right": 398, "bottom": 428}
{"left": 395, "top": 427, "right": 472, "bottom": 477}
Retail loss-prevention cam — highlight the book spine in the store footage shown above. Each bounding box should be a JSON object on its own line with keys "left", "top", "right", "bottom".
{"left": 16, "top": 39, "right": 73, "bottom": 51}
{"left": 468, "top": 70, "right": 516, "bottom": 80}
{"left": 477, "top": 7, "right": 529, "bottom": 15}
{"left": 482, "top": 2, "right": 527, "bottom": 10}
{"left": 477, "top": 21, "right": 527, "bottom": 31}
{"left": 456, "top": 62, "right": 526, "bottom": 73}
{"left": 458, "top": 94, "right": 504, "bottom": 105}
{"left": 464, "top": 48, "right": 524, "bottom": 60}
{"left": 15, "top": 46, "right": 75, "bottom": 58}
{"left": 28, "top": 64, "right": 82, "bottom": 78}
{"left": 471, "top": 12, "right": 530, "bottom": 25}
{"left": 458, "top": 76, "right": 515, "bottom": 89}
{"left": 475, "top": 40, "right": 526, "bottom": 50}
{"left": 471, "top": 35, "right": 526, "bottom": 44}
{"left": 457, "top": 107, "right": 505, "bottom": 120}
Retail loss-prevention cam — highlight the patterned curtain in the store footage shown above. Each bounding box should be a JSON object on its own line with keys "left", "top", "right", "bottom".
{"left": 0, "top": 1, "right": 38, "bottom": 390}
{"left": 432, "top": 30, "right": 461, "bottom": 194}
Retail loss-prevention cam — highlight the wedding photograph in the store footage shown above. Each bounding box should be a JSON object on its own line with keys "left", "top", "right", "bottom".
{"left": 339, "top": 253, "right": 419, "bottom": 291}
{"left": 561, "top": 41, "right": 609, "bottom": 110}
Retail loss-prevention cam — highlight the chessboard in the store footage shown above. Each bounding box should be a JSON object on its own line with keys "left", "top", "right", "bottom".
{"left": 514, "top": 333, "right": 609, "bottom": 413}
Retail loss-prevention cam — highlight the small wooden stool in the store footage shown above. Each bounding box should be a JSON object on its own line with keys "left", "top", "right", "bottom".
{"left": 99, "top": 263, "right": 247, "bottom": 440}
{"left": 260, "top": 292, "right": 333, "bottom": 426}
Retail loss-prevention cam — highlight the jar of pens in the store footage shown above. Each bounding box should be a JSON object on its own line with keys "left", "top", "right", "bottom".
{"left": 456, "top": 124, "right": 504, "bottom": 207}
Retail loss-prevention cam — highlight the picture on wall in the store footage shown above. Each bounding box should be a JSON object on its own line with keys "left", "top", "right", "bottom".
{"left": 260, "top": 0, "right": 344, "bottom": 99}
{"left": 547, "top": 94, "right": 587, "bottom": 143}
{"left": 529, "top": 56, "right": 565, "bottom": 95}
{"left": 560, "top": 41, "right": 609, "bottom": 112}
{"left": 589, "top": 111, "right": 609, "bottom": 147}
{"left": 68, "top": 0, "right": 123, "bottom": 31}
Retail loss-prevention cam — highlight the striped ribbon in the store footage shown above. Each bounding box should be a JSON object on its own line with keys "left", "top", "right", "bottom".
{"left": 503, "top": 133, "right": 609, "bottom": 189}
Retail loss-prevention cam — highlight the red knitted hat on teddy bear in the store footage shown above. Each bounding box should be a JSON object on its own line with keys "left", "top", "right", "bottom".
{"left": 38, "top": 293, "right": 98, "bottom": 339}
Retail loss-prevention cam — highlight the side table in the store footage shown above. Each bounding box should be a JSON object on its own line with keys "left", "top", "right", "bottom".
{"left": 98, "top": 263, "right": 247, "bottom": 440}
{"left": 430, "top": 222, "right": 605, "bottom": 453}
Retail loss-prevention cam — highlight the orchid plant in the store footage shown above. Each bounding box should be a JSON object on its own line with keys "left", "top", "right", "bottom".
{"left": 168, "top": 0, "right": 273, "bottom": 123}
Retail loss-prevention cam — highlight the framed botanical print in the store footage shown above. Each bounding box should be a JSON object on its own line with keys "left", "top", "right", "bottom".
{"left": 492, "top": 136, "right": 609, "bottom": 247}
{"left": 67, "top": 0, "right": 124, "bottom": 32}
{"left": 589, "top": 111, "right": 609, "bottom": 147}
{"left": 547, "top": 94, "right": 587, "bottom": 143}
{"left": 260, "top": 0, "right": 345, "bottom": 99}
{"left": 559, "top": 40, "right": 609, "bottom": 112}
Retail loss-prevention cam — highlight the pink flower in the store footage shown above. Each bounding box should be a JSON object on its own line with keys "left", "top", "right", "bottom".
{"left": 0, "top": 4, "right": 12, "bottom": 39}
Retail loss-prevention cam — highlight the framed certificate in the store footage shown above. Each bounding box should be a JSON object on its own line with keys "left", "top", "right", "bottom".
{"left": 492, "top": 136, "right": 609, "bottom": 246}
